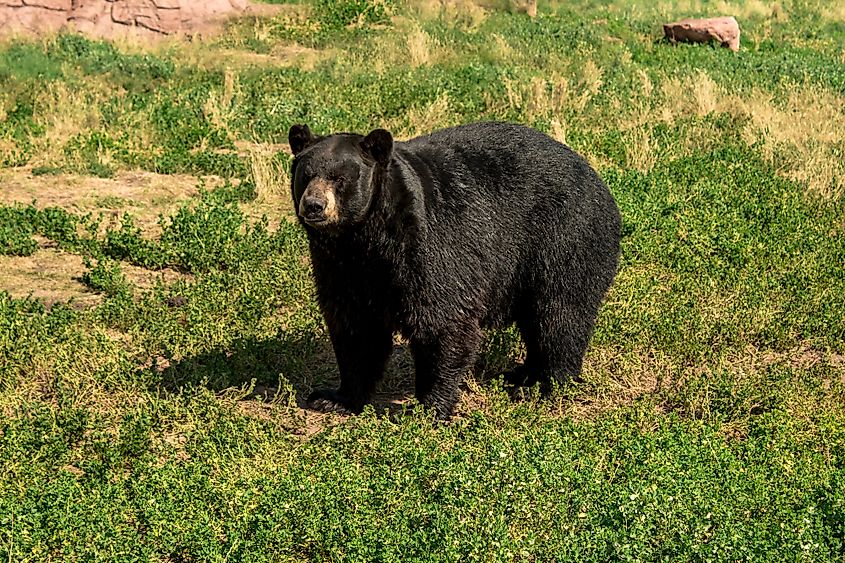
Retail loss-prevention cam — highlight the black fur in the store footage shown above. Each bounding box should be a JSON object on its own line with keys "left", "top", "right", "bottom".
{"left": 288, "top": 124, "right": 315, "bottom": 155}
{"left": 289, "top": 122, "right": 621, "bottom": 419}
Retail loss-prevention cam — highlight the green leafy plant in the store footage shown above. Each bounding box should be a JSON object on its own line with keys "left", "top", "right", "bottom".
{"left": 102, "top": 213, "right": 168, "bottom": 270}
{"left": 0, "top": 206, "right": 38, "bottom": 256}
{"left": 156, "top": 190, "right": 276, "bottom": 273}
{"left": 314, "top": 0, "right": 394, "bottom": 29}
{"left": 81, "top": 256, "right": 130, "bottom": 297}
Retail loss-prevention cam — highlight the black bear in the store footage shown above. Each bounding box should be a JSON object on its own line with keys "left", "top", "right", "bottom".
{"left": 288, "top": 121, "right": 621, "bottom": 419}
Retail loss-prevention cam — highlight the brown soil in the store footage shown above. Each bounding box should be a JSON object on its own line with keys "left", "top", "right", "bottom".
{"left": 0, "top": 167, "right": 202, "bottom": 304}
{"left": 0, "top": 167, "right": 218, "bottom": 233}
{"left": 0, "top": 245, "right": 102, "bottom": 306}
{"left": 0, "top": 243, "right": 186, "bottom": 305}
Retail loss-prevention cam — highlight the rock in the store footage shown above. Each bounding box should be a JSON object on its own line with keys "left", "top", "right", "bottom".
{"left": 0, "top": 0, "right": 255, "bottom": 38}
{"left": 24, "top": 0, "right": 71, "bottom": 10}
{"left": 68, "top": 1, "right": 113, "bottom": 36}
{"left": 663, "top": 16, "right": 741, "bottom": 52}
{"left": 165, "top": 295, "right": 187, "bottom": 308}
{"left": 0, "top": 5, "right": 67, "bottom": 33}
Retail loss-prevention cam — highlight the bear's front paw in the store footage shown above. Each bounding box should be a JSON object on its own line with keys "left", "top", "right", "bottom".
{"left": 502, "top": 365, "right": 538, "bottom": 388}
{"left": 307, "top": 389, "right": 362, "bottom": 414}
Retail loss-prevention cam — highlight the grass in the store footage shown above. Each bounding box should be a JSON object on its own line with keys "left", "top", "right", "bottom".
{"left": 1, "top": 0, "right": 844, "bottom": 560}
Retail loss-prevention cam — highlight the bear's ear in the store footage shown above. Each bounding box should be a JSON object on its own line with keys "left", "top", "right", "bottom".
{"left": 289, "top": 124, "right": 315, "bottom": 156}
{"left": 361, "top": 128, "right": 393, "bottom": 166}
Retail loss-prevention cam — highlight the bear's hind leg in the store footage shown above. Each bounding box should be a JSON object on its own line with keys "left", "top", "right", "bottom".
{"left": 509, "top": 300, "right": 595, "bottom": 392}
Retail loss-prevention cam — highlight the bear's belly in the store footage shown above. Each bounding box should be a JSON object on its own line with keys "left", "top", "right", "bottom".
{"left": 392, "top": 274, "right": 521, "bottom": 336}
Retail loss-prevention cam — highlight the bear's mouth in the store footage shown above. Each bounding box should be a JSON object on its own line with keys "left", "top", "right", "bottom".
{"left": 302, "top": 213, "right": 328, "bottom": 225}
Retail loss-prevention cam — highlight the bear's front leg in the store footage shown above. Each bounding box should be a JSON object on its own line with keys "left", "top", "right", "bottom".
{"left": 411, "top": 322, "right": 482, "bottom": 420}
{"left": 308, "top": 313, "right": 393, "bottom": 414}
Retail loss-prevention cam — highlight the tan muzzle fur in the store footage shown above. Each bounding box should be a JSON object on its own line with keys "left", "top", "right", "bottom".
{"left": 299, "top": 177, "right": 340, "bottom": 224}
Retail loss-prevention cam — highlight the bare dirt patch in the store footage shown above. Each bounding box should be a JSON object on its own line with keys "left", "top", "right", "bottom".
{"left": 0, "top": 167, "right": 222, "bottom": 233}
{"left": 0, "top": 168, "right": 199, "bottom": 304}
{"left": 0, "top": 245, "right": 101, "bottom": 306}
{"left": 0, "top": 243, "right": 186, "bottom": 305}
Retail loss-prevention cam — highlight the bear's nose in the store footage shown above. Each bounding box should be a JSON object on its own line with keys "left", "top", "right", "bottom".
{"left": 302, "top": 195, "right": 327, "bottom": 220}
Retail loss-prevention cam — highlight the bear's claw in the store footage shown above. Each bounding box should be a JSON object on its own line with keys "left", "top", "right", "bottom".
{"left": 307, "top": 389, "right": 358, "bottom": 414}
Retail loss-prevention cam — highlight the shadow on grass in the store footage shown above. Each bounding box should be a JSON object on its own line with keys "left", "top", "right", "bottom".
{"left": 156, "top": 332, "right": 427, "bottom": 415}
{"left": 154, "top": 332, "right": 531, "bottom": 420}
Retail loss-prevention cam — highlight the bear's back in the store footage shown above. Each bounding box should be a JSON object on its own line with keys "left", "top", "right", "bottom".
{"left": 401, "top": 122, "right": 598, "bottom": 200}
{"left": 382, "top": 122, "right": 619, "bottom": 328}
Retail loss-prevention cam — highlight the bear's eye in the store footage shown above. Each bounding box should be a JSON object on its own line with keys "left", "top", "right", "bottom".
{"left": 331, "top": 177, "right": 346, "bottom": 192}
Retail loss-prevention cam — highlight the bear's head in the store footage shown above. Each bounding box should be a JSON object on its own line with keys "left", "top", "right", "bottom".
{"left": 288, "top": 124, "right": 393, "bottom": 230}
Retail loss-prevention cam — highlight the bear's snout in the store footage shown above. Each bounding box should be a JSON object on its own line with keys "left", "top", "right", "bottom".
{"left": 299, "top": 177, "right": 339, "bottom": 226}
{"left": 302, "top": 195, "right": 326, "bottom": 220}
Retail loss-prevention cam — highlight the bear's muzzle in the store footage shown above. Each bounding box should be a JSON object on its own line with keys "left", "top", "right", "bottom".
{"left": 299, "top": 177, "right": 339, "bottom": 225}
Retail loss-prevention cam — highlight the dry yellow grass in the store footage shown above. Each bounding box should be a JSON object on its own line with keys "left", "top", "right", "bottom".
{"left": 22, "top": 73, "right": 166, "bottom": 177}
{"left": 732, "top": 85, "right": 845, "bottom": 199}
{"left": 691, "top": 70, "right": 719, "bottom": 116}
{"left": 657, "top": 76, "right": 687, "bottom": 125}
{"left": 406, "top": 24, "right": 436, "bottom": 67}
{"left": 517, "top": 0, "right": 538, "bottom": 17}
{"left": 30, "top": 80, "right": 108, "bottom": 167}
{"left": 654, "top": 71, "right": 726, "bottom": 123}
{"left": 203, "top": 67, "right": 240, "bottom": 134}
{"left": 0, "top": 135, "right": 19, "bottom": 167}
{"left": 0, "top": 91, "right": 7, "bottom": 124}
{"left": 368, "top": 18, "right": 450, "bottom": 73}
{"left": 648, "top": 0, "right": 782, "bottom": 21}
{"left": 575, "top": 59, "right": 604, "bottom": 111}
{"left": 501, "top": 76, "right": 523, "bottom": 114}
{"left": 525, "top": 76, "right": 550, "bottom": 121}
{"left": 409, "top": 0, "right": 488, "bottom": 31}
{"left": 819, "top": 2, "right": 845, "bottom": 23}
{"left": 487, "top": 33, "right": 514, "bottom": 62}
{"left": 404, "top": 0, "right": 444, "bottom": 20}
{"left": 624, "top": 126, "right": 657, "bottom": 173}
{"left": 494, "top": 72, "right": 571, "bottom": 121}
{"left": 550, "top": 118, "right": 567, "bottom": 145}
{"left": 470, "top": 40, "right": 842, "bottom": 196}
{"left": 612, "top": 68, "right": 845, "bottom": 198}
{"left": 636, "top": 69, "right": 655, "bottom": 102}
{"left": 401, "top": 92, "right": 454, "bottom": 138}
{"left": 248, "top": 144, "right": 289, "bottom": 204}
{"left": 714, "top": 0, "right": 783, "bottom": 20}
{"left": 175, "top": 42, "right": 326, "bottom": 72}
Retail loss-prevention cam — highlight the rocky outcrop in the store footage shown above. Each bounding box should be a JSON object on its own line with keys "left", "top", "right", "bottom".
{"left": 663, "top": 16, "right": 741, "bottom": 52}
{"left": 0, "top": 0, "right": 252, "bottom": 38}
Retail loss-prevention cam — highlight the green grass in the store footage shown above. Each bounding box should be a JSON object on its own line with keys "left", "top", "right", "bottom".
{"left": 3, "top": 403, "right": 844, "bottom": 561}
{"left": 1, "top": 0, "right": 844, "bottom": 560}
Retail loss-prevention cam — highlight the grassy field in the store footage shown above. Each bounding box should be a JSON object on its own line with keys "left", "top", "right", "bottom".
{"left": 1, "top": 0, "right": 844, "bottom": 560}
